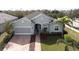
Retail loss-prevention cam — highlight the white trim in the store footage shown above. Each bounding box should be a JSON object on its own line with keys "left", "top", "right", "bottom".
{"left": 15, "top": 33, "right": 34, "bottom": 35}
{"left": 14, "top": 26, "right": 33, "bottom": 28}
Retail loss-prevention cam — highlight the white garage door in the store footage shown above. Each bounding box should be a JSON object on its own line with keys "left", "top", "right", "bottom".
{"left": 14, "top": 26, "right": 34, "bottom": 35}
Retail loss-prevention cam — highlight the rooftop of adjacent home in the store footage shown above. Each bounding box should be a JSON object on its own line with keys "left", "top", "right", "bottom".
{"left": 0, "top": 12, "right": 18, "bottom": 24}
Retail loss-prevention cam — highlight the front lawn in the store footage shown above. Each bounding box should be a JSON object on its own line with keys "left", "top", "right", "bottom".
{"left": 41, "top": 34, "right": 65, "bottom": 51}
{"left": 41, "top": 34, "right": 79, "bottom": 51}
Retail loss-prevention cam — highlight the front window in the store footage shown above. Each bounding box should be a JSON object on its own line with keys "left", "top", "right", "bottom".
{"left": 55, "top": 26, "right": 59, "bottom": 30}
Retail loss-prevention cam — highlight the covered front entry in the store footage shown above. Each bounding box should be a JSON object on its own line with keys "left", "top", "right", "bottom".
{"left": 34, "top": 24, "right": 41, "bottom": 34}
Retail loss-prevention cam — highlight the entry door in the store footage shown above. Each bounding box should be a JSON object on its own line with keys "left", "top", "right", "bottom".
{"left": 35, "top": 24, "right": 41, "bottom": 34}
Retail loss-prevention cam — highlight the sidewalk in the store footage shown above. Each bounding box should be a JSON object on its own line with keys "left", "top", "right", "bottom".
{"left": 35, "top": 35, "right": 41, "bottom": 51}
{"left": 65, "top": 25, "right": 79, "bottom": 33}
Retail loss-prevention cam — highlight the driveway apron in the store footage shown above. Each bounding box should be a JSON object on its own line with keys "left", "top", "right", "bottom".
{"left": 3, "top": 35, "right": 31, "bottom": 51}
{"left": 35, "top": 35, "right": 41, "bottom": 51}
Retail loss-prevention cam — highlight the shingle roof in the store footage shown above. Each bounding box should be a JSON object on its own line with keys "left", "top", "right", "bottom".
{"left": 26, "top": 11, "right": 43, "bottom": 19}
{"left": 26, "top": 11, "right": 54, "bottom": 20}
{"left": 0, "top": 12, "right": 18, "bottom": 24}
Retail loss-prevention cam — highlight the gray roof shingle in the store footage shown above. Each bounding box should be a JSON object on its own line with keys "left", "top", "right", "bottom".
{"left": 26, "top": 11, "right": 54, "bottom": 20}
{"left": 26, "top": 11, "right": 42, "bottom": 19}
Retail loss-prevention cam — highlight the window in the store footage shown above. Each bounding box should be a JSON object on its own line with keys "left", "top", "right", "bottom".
{"left": 43, "top": 27, "right": 47, "bottom": 32}
{"left": 55, "top": 26, "right": 59, "bottom": 30}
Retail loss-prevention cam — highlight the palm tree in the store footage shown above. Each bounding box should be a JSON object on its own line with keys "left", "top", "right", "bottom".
{"left": 57, "top": 34, "right": 78, "bottom": 51}
{"left": 57, "top": 16, "right": 72, "bottom": 38}
{"left": 57, "top": 38, "right": 76, "bottom": 51}
{"left": 4, "top": 21, "right": 13, "bottom": 34}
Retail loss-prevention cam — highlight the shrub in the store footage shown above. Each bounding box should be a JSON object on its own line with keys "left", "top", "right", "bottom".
{"left": 64, "top": 34, "right": 74, "bottom": 42}
{"left": 4, "top": 31, "right": 14, "bottom": 43}
{"left": 0, "top": 32, "right": 13, "bottom": 50}
{"left": 4, "top": 21, "right": 13, "bottom": 34}
{"left": 0, "top": 32, "right": 9, "bottom": 50}
{"left": 0, "top": 32, "right": 9, "bottom": 43}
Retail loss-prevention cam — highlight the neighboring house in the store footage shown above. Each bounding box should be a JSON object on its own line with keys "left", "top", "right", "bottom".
{"left": 0, "top": 12, "right": 63, "bottom": 35}
{"left": 13, "top": 12, "right": 63, "bottom": 35}
{"left": 72, "top": 21, "right": 79, "bottom": 29}
{"left": 71, "top": 18, "right": 79, "bottom": 29}
{"left": 0, "top": 12, "right": 18, "bottom": 33}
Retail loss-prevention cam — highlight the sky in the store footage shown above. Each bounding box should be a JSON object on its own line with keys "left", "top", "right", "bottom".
{"left": 0, "top": 0, "right": 79, "bottom": 10}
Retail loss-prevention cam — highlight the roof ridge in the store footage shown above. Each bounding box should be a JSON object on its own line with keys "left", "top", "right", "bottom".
{"left": 26, "top": 11, "right": 44, "bottom": 19}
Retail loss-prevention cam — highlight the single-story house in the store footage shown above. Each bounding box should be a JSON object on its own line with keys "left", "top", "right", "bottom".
{"left": 0, "top": 12, "right": 63, "bottom": 35}
{"left": 0, "top": 12, "right": 18, "bottom": 33}
{"left": 13, "top": 12, "right": 63, "bottom": 35}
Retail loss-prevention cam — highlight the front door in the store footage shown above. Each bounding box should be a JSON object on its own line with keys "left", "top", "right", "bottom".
{"left": 34, "top": 24, "right": 41, "bottom": 34}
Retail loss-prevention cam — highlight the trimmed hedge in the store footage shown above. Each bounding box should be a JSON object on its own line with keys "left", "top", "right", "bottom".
{"left": 64, "top": 34, "right": 73, "bottom": 42}
{"left": 64, "top": 34, "right": 74, "bottom": 41}
{"left": 0, "top": 32, "right": 9, "bottom": 50}
{"left": 0, "top": 32, "right": 13, "bottom": 51}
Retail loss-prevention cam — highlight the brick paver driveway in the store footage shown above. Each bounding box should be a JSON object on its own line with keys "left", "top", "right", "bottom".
{"left": 3, "top": 35, "right": 31, "bottom": 51}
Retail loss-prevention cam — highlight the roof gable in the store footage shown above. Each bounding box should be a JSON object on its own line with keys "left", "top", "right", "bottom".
{"left": 13, "top": 16, "right": 33, "bottom": 26}
{"left": 32, "top": 13, "right": 54, "bottom": 20}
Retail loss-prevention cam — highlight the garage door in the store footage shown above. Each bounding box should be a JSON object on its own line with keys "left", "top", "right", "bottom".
{"left": 14, "top": 27, "right": 34, "bottom": 35}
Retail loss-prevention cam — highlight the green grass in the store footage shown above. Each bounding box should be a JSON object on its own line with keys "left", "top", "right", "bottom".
{"left": 41, "top": 35, "right": 65, "bottom": 51}
{"left": 65, "top": 27, "right": 79, "bottom": 42}
{"left": 41, "top": 34, "right": 79, "bottom": 51}
{"left": 41, "top": 43, "right": 66, "bottom": 51}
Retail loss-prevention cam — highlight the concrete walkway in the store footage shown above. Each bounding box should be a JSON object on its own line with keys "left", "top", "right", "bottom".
{"left": 3, "top": 35, "right": 31, "bottom": 51}
{"left": 35, "top": 35, "right": 41, "bottom": 51}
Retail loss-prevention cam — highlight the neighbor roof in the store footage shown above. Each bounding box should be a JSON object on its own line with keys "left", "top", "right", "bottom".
{"left": 0, "top": 12, "right": 18, "bottom": 24}
{"left": 73, "top": 21, "right": 79, "bottom": 28}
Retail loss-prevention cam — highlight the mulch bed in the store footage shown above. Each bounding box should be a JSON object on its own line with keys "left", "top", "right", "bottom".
{"left": 29, "top": 35, "right": 36, "bottom": 51}
{"left": 40, "top": 33, "right": 48, "bottom": 40}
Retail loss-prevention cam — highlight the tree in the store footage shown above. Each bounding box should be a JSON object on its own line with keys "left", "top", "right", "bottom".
{"left": 57, "top": 16, "right": 72, "bottom": 38}
{"left": 4, "top": 21, "right": 13, "bottom": 34}
{"left": 57, "top": 35, "right": 78, "bottom": 51}
{"left": 47, "top": 10, "right": 65, "bottom": 18}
